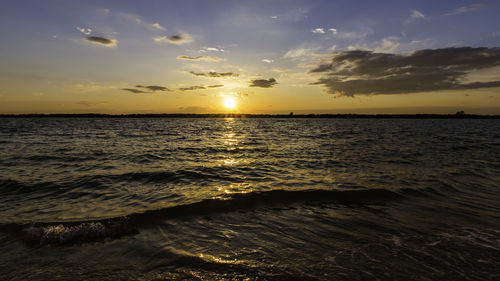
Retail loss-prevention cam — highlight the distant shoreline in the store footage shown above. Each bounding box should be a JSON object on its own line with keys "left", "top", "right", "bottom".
{"left": 0, "top": 113, "right": 499, "bottom": 119}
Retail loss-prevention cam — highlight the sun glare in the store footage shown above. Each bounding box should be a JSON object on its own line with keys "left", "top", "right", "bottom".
{"left": 223, "top": 97, "right": 237, "bottom": 109}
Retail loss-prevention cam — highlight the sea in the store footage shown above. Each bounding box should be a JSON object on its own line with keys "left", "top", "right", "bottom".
{"left": 0, "top": 117, "right": 499, "bottom": 280}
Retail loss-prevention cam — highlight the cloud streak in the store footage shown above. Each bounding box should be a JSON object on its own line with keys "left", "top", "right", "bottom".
{"left": 188, "top": 71, "right": 239, "bottom": 78}
{"left": 411, "top": 10, "right": 425, "bottom": 19}
{"left": 445, "top": 4, "right": 483, "bottom": 16}
{"left": 154, "top": 33, "right": 193, "bottom": 44}
{"left": 309, "top": 47, "right": 500, "bottom": 97}
{"left": 312, "top": 28, "right": 325, "bottom": 34}
{"left": 136, "top": 85, "right": 169, "bottom": 92}
{"left": 249, "top": 78, "right": 277, "bottom": 88}
{"left": 85, "top": 36, "right": 117, "bottom": 47}
{"left": 121, "top": 85, "right": 170, "bottom": 94}
{"left": 178, "top": 84, "right": 223, "bottom": 91}
{"left": 151, "top": 23, "right": 165, "bottom": 30}
{"left": 76, "top": 27, "right": 92, "bottom": 35}
{"left": 177, "top": 55, "right": 225, "bottom": 62}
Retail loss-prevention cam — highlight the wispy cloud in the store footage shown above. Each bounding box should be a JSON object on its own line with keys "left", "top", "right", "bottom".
{"left": 85, "top": 36, "right": 117, "bottom": 47}
{"left": 179, "top": 85, "right": 205, "bottom": 91}
{"left": 200, "top": 47, "right": 224, "bottom": 52}
{"left": 154, "top": 33, "right": 193, "bottom": 44}
{"left": 188, "top": 71, "right": 239, "bottom": 78}
{"left": 283, "top": 47, "right": 318, "bottom": 59}
{"left": 445, "top": 4, "right": 484, "bottom": 16}
{"left": 121, "top": 88, "right": 147, "bottom": 94}
{"left": 122, "top": 85, "right": 170, "bottom": 93}
{"left": 249, "top": 78, "right": 277, "bottom": 88}
{"left": 312, "top": 28, "right": 325, "bottom": 34}
{"left": 151, "top": 23, "right": 165, "bottom": 31}
{"left": 168, "top": 33, "right": 193, "bottom": 44}
{"left": 177, "top": 55, "right": 225, "bottom": 62}
{"left": 329, "top": 28, "right": 337, "bottom": 35}
{"left": 178, "top": 84, "right": 224, "bottom": 91}
{"left": 76, "top": 26, "right": 92, "bottom": 35}
{"left": 411, "top": 10, "right": 425, "bottom": 19}
{"left": 136, "top": 85, "right": 169, "bottom": 91}
{"left": 309, "top": 47, "right": 500, "bottom": 97}
{"left": 347, "top": 37, "right": 400, "bottom": 53}
{"left": 262, "top": 59, "right": 274, "bottom": 63}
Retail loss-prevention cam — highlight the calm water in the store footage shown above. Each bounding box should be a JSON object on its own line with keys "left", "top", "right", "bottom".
{"left": 0, "top": 118, "right": 499, "bottom": 280}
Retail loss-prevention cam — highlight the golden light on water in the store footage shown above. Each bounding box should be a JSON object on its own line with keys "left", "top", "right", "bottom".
{"left": 223, "top": 97, "right": 237, "bottom": 110}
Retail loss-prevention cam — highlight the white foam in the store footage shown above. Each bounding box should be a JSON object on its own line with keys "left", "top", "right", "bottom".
{"left": 26, "top": 222, "right": 105, "bottom": 244}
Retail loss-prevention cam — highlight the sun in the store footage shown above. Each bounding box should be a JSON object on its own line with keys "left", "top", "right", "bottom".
{"left": 223, "top": 97, "right": 237, "bottom": 109}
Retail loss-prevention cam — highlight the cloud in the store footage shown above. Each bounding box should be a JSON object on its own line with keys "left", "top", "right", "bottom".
{"left": 445, "top": 4, "right": 483, "bottom": 16}
{"left": 136, "top": 85, "right": 170, "bottom": 91}
{"left": 312, "top": 28, "right": 325, "bottom": 34}
{"left": 76, "top": 26, "right": 92, "bottom": 35}
{"left": 329, "top": 28, "right": 337, "bottom": 35}
{"left": 151, "top": 23, "right": 165, "bottom": 31}
{"left": 188, "top": 71, "right": 239, "bottom": 78}
{"left": 154, "top": 33, "right": 193, "bottom": 44}
{"left": 85, "top": 36, "right": 117, "bottom": 47}
{"left": 169, "top": 33, "right": 193, "bottom": 44}
{"left": 153, "top": 36, "right": 167, "bottom": 42}
{"left": 177, "top": 55, "right": 225, "bottom": 62}
{"left": 346, "top": 37, "right": 400, "bottom": 53}
{"left": 179, "top": 84, "right": 224, "bottom": 91}
{"left": 249, "top": 78, "right": 277, "bottom": 88}
{"left": 262, "top": 59, "right": 274, "bottom": 63}
{"left": 179, "top": 85, "right": 205, "bottom": 91}
{"left": 309, "top": 47, "right": 500, "bottom": 97}
{"left": 271, "top": 16, "right": 278, "bottom": 19}
{"left": 411, "top": 10, "right": 425, "bottom": 19}
{"left": 121, "top": 88, "right": 148, "bottom": 94}
{"left": 200, "top": 47, "right": 224, "bottom": 52}
{"left": 284, "top": 47, "right": 318, "bottom": 59}
{"left": 122, "top": 85, "right": 170, "bottom": 93}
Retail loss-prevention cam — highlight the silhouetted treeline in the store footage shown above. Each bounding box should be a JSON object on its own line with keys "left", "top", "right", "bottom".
{"left": 1, "top": 113, "right": 499, "bottom": 119}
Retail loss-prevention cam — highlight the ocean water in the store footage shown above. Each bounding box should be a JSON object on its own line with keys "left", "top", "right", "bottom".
{"left": 0, "top": 117, "right": 499, "bottom": 280}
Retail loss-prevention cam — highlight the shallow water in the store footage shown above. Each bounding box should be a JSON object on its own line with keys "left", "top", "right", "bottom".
{"left": 1, "top": 118, "right": 499, "bottom": 280}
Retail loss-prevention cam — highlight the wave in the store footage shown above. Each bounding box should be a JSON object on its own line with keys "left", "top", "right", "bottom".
{"left": 24, "top": 221, "right": 137, "bottom": 245}
{"left": 0, "top": 166, "right": 261, "bottom": 195}
{"left": 0, "top": 188, "right": 414, "bottom": 245}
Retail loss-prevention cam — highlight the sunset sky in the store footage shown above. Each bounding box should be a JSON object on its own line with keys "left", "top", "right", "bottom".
{"left": 1, "top": 0, "right": 499, "bottom": 114}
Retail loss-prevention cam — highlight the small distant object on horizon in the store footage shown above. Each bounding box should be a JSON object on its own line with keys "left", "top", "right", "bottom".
{"left": 456, "top": 110, "right": 465, "bottom": 115}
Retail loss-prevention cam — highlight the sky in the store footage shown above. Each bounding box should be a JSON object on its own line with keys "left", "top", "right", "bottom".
{"left": 1, "top": 0, "right": 499, "bottom": 114}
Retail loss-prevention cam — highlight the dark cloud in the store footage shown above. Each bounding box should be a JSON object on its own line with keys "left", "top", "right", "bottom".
{"left": 121, "top": 85, "right": 170, "bottom": 94}
{"left": 309, "top": 47, "right": 500, "bottom": 97}
{"left": 136, "top": 85, "right": 170, "bottom": 92}
{"left": 177, "top": 55, "right": 224, "bottom": 62}
{"left": 188, "top": 71, "right": 239, "bottom": 78}
{"left": 85, "top": 36, "right": 117, "bottom": 47}
{"left": 179, "top": 85, "right": 205, "bottom": 91}
{"left": 153, "top": 33, "right": 193, "bottom": 44}
{"left": 249, "top": 78, "right": 277, "bottom": 88}
{"left": 179, "top": 84, "right": 224, "bottom": 91}
{"left": 121, "top": 88, "right": 148, "bottom": 94}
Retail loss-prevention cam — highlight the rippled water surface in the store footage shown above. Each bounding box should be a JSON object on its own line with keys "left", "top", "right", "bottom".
{"left": 1, "top": 118, "right": 499, "bottom": 280}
